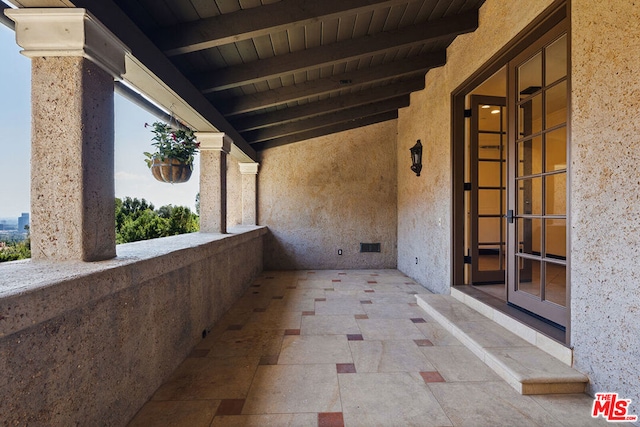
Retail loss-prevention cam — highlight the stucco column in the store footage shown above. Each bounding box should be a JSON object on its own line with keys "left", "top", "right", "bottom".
{"left": 6, "top": 9, "right": 129, "bottom": 261}
{"left": 196, "top": 133, "right": 232, "bottom": 233}
{"left": 239, "top": 162, "right": 259, "bottom": 225}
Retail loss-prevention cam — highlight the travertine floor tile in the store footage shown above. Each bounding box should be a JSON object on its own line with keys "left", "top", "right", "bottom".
{"left": 211, "top": 414, "right": 316, "bottom": 426}
{"left": 152, "top": 357, "right": 259, "bottom": 401}
{"left": 531, "top": 394, "right": 613, "bottom": 426}
{"left": 362, "top": 302, "right": 432, "bottom": 319}
{"left": 244, "top": 311, "right": 302, "bottom": 330}
{"left": 420, "top": 346, "right": 501, "bottom": 382}
{"left": 242, "top": 364, "right": 341, "bottom": 414}
{"left": 206, "top": 328, "right": 284, "bottom": 358}
{"left": 301, "top": 315, "right": 361, "bottom": 335}
{"left": 429, "top": 381, "right": 567, "bottom": 427}
{"left": 314, "top": 299, "right": 366, "bottom": 315}
{"left": 128, "top": 400, "right": 219, "bottom": 427}
{"left": 278, "top": 335, "right": 353, "bottom": 364}
{"left": 349, "top": 340, "right": 436, "bottom": 373}
{"left": 339, "top": 372, "right": 452, "bottom": 426}
{"left": 414, "top": 322, "right": 464, "bottom": 346}
{"left": 356, "top": 318, "right": 426, "bottom": 340}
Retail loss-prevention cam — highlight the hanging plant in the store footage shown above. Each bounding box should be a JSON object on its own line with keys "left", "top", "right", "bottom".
{"left": 144, "top": 121, "right": 199, "bottom": 183}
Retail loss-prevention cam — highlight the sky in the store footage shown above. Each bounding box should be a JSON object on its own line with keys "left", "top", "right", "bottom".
{"left": 0, "top": 24, "right": 200, "bottom": 220}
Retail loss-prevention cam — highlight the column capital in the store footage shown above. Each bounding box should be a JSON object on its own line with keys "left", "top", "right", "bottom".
{"left": 196, "top": 132, "right": 232, "bottom": 154}
{"left": 5, "top": 8, "right": 130, "bottom": 79}
{"left": 239, "top": 162, "right": 259, "bottom": 175}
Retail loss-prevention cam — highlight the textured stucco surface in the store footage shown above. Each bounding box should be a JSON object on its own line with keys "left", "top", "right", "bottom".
{"left": 31, "top": 57, "right": 116, "bottom": 261}
{"left": 397, "top": 0, "right": 554, "bottom": 293}
{"left": 199, "top": 150, "right": 227, "bottom": 233}
{"left": 570, "top": 0, "right": 640, "bottom": 415}
{"left": 259, "top": 121, "right": 398, "bottom": 269}
{"left": 227, "top": 156, "right": 242, "bottom": 227}
{"left": 0, "top": 227, "right": 265, "bottom": 426}
{"left": 241, "top": 169, "right": 258, "bottom": 225}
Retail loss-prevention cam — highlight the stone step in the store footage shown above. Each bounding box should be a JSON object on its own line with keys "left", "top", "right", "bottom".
{"left": 416, "top": 293, "right": 588, "bottom": 395}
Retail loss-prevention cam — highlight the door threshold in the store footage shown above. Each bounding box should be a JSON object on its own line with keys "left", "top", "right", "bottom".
{"left": 452, "top": 285, "right": 568, "bottom": 354}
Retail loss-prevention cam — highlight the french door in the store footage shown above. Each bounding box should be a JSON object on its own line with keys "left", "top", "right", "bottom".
{"left": 470, "top": 95, "right": 506, "bottom": 284}
{"left": 506, "top": 26, "right": 569, "bottom": 327}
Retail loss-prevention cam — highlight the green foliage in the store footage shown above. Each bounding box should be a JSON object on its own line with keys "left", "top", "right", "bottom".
{"left": 0, "top": 239, "right": 31, "bottom": 262}
{"left": 0, "top": 227, "right": 31, "bottom": 263}
{"left": 115, "top": 197, "right": 199, "bottom": 244}
{"left": 143, "top": 121, "right": 199, "bottom": 168}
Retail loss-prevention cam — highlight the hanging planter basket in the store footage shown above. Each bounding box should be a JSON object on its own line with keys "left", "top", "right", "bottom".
{"left": 150, "top": 157, "right": 193, "bottom": 183}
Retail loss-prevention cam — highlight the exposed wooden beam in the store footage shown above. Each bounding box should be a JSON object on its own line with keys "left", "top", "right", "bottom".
{"left": 155, "top": 0, "right": 417, "bottom": 56}
{"left": 243, "top": 96, "right": 408, "bottom": 143}
{"left": 215, "top": 52, "right": 444, "bottom": 116}
{"left": 62, "top": 0, "right": 257, "bottom": 161}
{"left": 230, "top": 78, "right": 424, "bottom": 132}
{"left": 196, "top": 11, "right": 477, "bottom": 92}
{"left": 252, "top": 111, "right": 398, "bottom": 151}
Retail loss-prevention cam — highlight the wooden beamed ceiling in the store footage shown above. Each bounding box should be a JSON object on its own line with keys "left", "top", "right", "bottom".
{"left": 104, "top": 0, "right": 486, "bottom": 151}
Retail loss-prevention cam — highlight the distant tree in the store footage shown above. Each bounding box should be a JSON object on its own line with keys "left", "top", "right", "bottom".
{"left": 0, "top": 239, "right": 30, "bottom": 262}
{"left": 195, "top": 192, "right": 200, "bottom": 215}
{"left": 0, "top": 225, "right": 31, "bottom": 262}
{"left": 115, "top": 197, "right": 198, "bottom": 243}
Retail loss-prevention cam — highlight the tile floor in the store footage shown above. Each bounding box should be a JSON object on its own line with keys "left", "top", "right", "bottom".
{"left": 128, "top": 270, "right": 609, "bottom": 427}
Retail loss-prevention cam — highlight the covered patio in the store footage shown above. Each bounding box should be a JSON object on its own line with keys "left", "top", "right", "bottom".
{"left": 1, "top": 0, "right": 639, "bottom": 425}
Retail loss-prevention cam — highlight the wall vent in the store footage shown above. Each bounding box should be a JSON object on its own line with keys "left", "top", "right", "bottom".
{"left": 360, "top": 243, "right": 381, "bottom": 253}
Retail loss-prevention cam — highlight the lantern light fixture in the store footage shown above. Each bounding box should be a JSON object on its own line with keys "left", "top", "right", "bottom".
{"left": 410, "top": 140, "right": 423, "bottom": 176}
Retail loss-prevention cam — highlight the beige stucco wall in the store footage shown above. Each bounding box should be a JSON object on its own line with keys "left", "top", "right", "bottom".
{"left": 259, "top": 120, "right": 398, "bottom": 270}
{"left": 397, "top": 0, "right": 554, "bottom": 293}
{"left": 570, "top": 0, "right": 640, "bottom": 412}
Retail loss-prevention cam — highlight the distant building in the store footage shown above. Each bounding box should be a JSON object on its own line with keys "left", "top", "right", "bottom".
{"left": 17, "top": 213, "right": 29, "bottom": 233}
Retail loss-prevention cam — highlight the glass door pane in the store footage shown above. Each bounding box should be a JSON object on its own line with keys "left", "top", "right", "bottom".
{"left": 507, "top": 26, "right": 569, "bottom": 327}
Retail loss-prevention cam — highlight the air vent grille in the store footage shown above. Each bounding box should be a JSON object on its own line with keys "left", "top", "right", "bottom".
{"left": 360, "top": 243, "right": 381, "bottom": 253}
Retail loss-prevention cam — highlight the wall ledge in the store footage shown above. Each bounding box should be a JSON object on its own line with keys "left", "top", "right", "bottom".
{"left": 0, "top": 226, "right": 267, "bottom": 338}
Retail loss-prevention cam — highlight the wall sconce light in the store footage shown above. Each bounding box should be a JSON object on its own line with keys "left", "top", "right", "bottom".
{"left": 410, "top": 140, "right": 423, "bottom": 176}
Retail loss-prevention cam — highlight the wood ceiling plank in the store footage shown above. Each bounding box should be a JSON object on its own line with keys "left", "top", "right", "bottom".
{"left": 230, "top": 79, "right": 423, "bottom": 131}
{"left": 243, "top": 96, "right": 409, "bottom": 142}
{"left": 271, "top": 30, "right": 291, "bottom": 56}
{"left": 155, "top": 0, "right": 415, "bottom": 56}
{"left": 251, "top": 111, "right": 398, "bottom": 150}
{"left": 338, "top": 14, "right": 357, "bottom": 41}
{"left": 368, "top": 7, "right": 391, "bottom": 34}
{"left": 416, "top": 0, "right": 438, "bottom": 21}
{"left": 239, "top": 0, "right": 262, "bottom": 8}
{"left": 214, "top": 51, "right": 444, "bottom": 115}
{"left": 165, "top": 0, "right": 200, "bottom": 22}
{"left": 399, "top": 0, "right": 423, "bottom": 26}
{"left": 322, "top": 17, "right": 340, "bottom": 45}
{"left": 234, "top": 38, "right": 259, "bottom": 63}
{"left": 383, "top": 3, "right": 408, "bottom": 30}
{"left": 252, "top": 34, "right": 275, "bottom": 59}
{"left": 189, "top": 0, "right": 221, "bottom": 19}
{"left": 305, "top": 21, "right": 322, "bottom": 48}
{"left": 288, "top": 25, "right": 306, "bottom": 53}
{"left": 196, "top": 11, "right": 477, "bottom": 92}
{"left": 352, "top": 10, "right": 374, "bottom": 38}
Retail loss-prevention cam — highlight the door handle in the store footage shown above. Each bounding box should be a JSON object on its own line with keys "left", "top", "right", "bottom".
{"left": 505, "top": 209, "right": 514, "bottom": 224}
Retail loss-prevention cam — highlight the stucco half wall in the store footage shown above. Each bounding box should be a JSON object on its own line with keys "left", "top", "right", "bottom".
{"left": 259, "top": 120, "right": 398, "bottom": 270}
